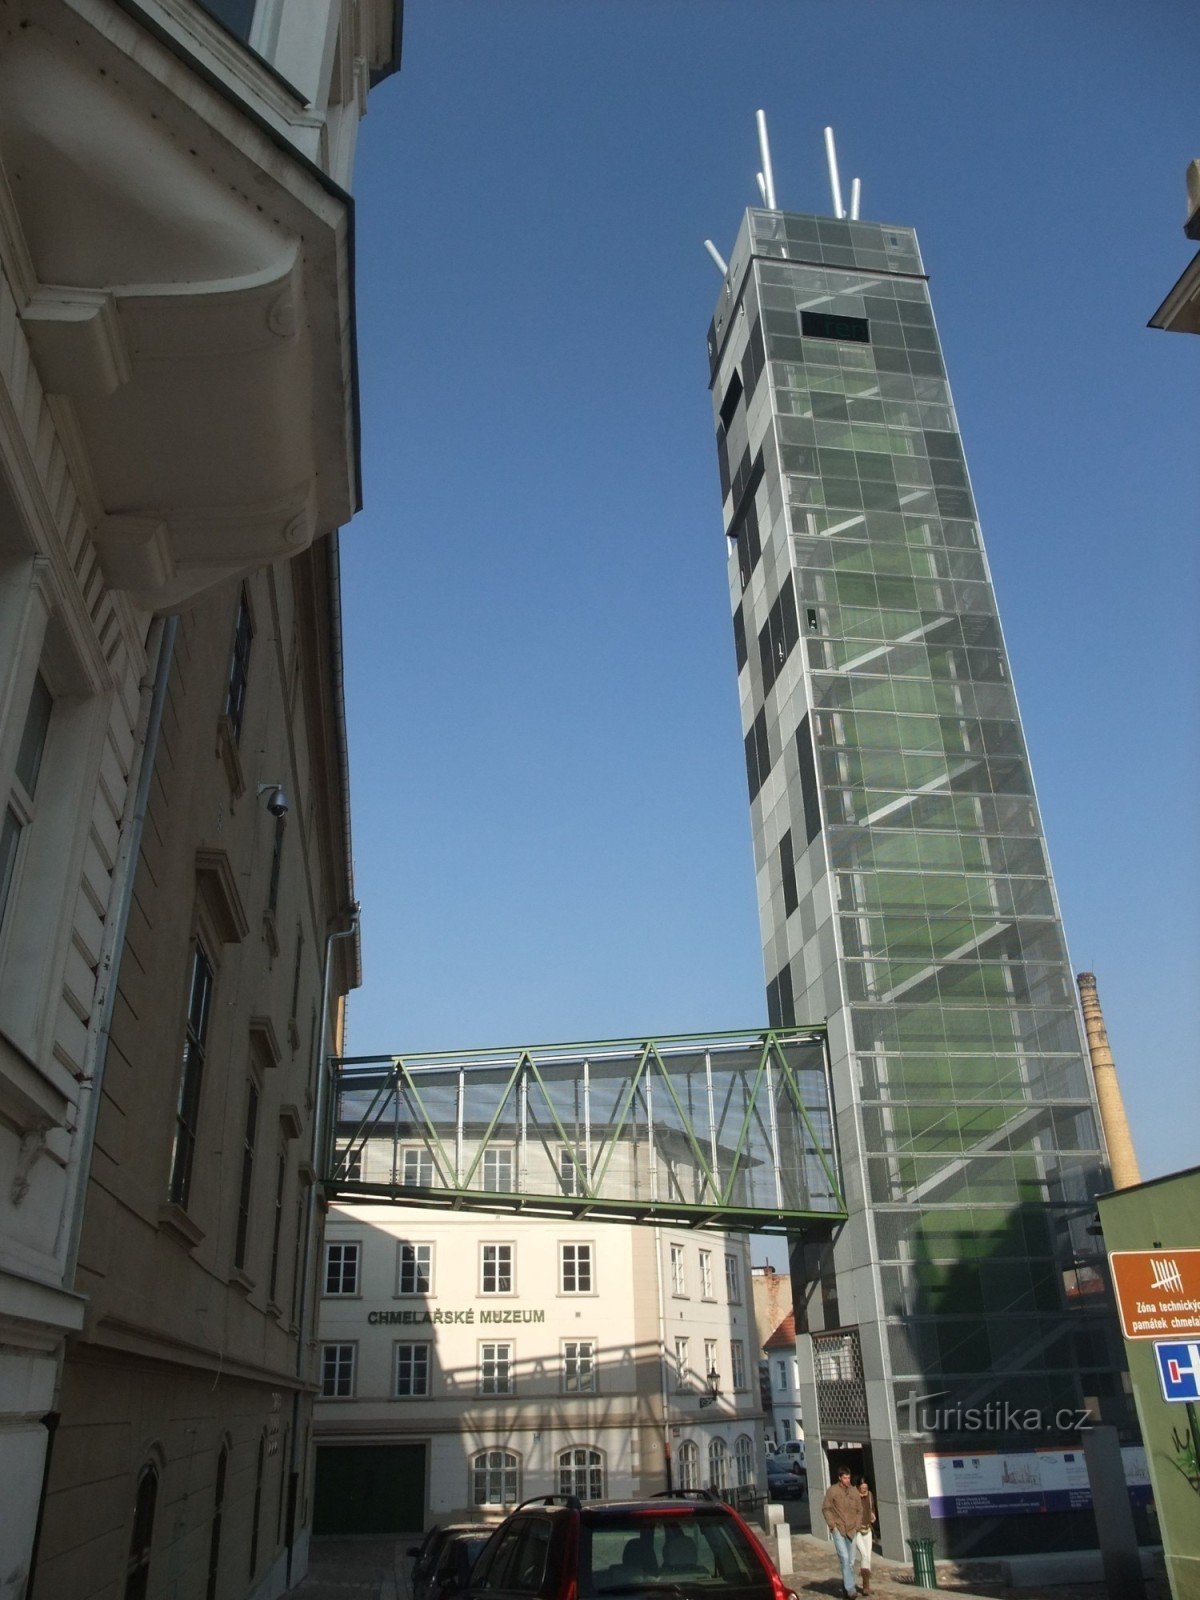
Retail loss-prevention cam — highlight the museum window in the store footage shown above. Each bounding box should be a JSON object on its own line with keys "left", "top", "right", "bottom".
{"left": 480, "top": 1341, "right": 513, "bottom": 1396}
{"left": 670, "top": 1243, "right": 686, "bottom": 1295}
{"left": 395, "top": 1342, "right": 431, "bottom": 1397}
{"left": 560, "top": 1241, "right": 593, "bottom": 1293}
{"left": 481, "top": 1242, "right": 514, "bottom": 1294}
{"left": 674, "top": 1336, "right": 690, "bottom": 1390}
{"left": 724, "top": 1253, "right": 740, "bottom": 1303}
{"left": 558, "top": 1446, "right": 604, "bottom": 1501}
{"left": 323, "top": 1240, "right": 360, "bottom": 1297}
{"left": 0, "top": 670, "right": 51, "bottom": 935}
{"left": 735, "top": 1435, "right": 755, "bottom": 1489}
{"left": 482, "top": 1144, "right": 514, "bottom": 1192}
{"left": 319, "top": 1343, "right": 356, "bottom": 1398}
{"left": 224, "top": 584, "right": 254, "bottom": 743}
{"left": 676, "top": 1439, "right": 699, "bottom": 1490}
{"left": 233, "top": 1078, "right": 260, "bottom": 1272}
{"left": 563, "top": 1339, "right": 596, "bottom": 1394}
{"left": 471, "top": 1448, "right": 520, "bottom": 1507}
{"left": 168, "top": 943, "right": 216, "bottom": 1210}
{"left": 731, "top": 1340, "right": 747, "bottom": 1391}
{"left": 401, "top": 1146, "right": 434, "bottom": 1187}
{"left": 699, "top": 1249, "right": 714, "bottom": 1298}
{"left": 398, "top": 1241, "right": 433, "bottom": 1296}
{"left": 707, "top": 1437, "right": 730, "bottom": 1493}
{"left": 558, "top": 1145, "right": 589, "bottom": 1196}
{"left": 123, "top": 1461, "right": 159, "bottom": 1600}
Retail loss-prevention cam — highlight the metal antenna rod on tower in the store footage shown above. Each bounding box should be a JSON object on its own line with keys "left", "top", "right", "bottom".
{"left": 703, "top": 238, "right": 729, "bottom": 275}
{"left": 849, "top": 178, "right": 862, "bottom": 221}
{"left": 823, "top": 126, "right": 845, "bottom": 219}
{"left": 756, "top": 172, "right": 768, "bottom": 205}
{"left": 755, "top": 109, "right": 777, "bottom": 209}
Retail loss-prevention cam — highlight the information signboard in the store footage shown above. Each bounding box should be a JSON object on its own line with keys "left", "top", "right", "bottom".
{"left": 1108, "top": 1248, "right": 1200, "bottom": 1340}
{"left": 924, "top": 1446, "right": 1150, "bottom": 1519}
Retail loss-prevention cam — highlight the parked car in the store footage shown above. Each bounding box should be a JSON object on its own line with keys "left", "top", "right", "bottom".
{"left": 777, "top": 1441, "right": 805, "bottom": 1467}
{"left": 409, "top": 1523, "right": 493, "bottom": 1600}
{"left": 765, "top": 1460, "right": 806, "bottom": 1502}
{"left": 446, "top": 1491, "right": 799, "bottom": 1600}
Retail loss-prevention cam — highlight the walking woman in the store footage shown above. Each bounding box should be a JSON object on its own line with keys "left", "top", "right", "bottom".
{"left": 854, "top": 1475, "right": 876, "bottom": 1595}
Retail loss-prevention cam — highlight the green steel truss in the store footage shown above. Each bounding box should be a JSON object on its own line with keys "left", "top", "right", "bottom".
{"left": 327, "top": 1027, "right": 845, "bottom": 1234}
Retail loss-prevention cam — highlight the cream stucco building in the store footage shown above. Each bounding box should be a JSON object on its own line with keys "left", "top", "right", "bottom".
{"left": 315, "top": 1204, "right": 766, "bottom": 1533}
{"left": 0, "top": 2, "right": 398, "bottom": 1596}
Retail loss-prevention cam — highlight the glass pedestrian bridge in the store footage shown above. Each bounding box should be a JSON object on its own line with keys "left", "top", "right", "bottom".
{"left": 326, "top": 1027, "right": 845, "bottom": 1235}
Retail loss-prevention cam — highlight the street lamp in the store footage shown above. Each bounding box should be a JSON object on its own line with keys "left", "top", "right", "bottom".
{"left": 699, "top": 1368, "right": 722, "bottom": 1409}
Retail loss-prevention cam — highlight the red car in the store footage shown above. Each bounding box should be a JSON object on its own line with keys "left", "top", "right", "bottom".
{"left": 448, "top": 1491, "right": 799, "bottom": 1600}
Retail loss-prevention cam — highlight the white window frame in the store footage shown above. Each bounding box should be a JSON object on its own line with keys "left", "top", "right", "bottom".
{"left": 481, "top": 1145, "right": 514, "bottom": 1193}
{"left": 699, "top": 1249, "right": 714, "bottom": 1299}
{"left": 724, "top": 1253, "right": 740, "bottom": 1303}
{"left": 557, "top": 1145, "right": 589, "bottom": 1197}
{"left": 707, "top": 1436, "right": 730, "bottom": 1492}
{"left": 479, "top": 1341, "right": 514, "bottom": 1396}
{"left": 557, "top": 1446, "right": 604, "bottom": 1501}
{"left": 669, "top": 1243, "right": 686, "bottom": 1296}
{"left": 397, "top": 1241, "right": 434, "bottom": 1297}
{"left": 735, "top": 1435, "right": 755, "bottom": 1489}
{"left": 731, "top": 1339, "right": 747, "bottom": 1391}
{"left": 394, "top": 1341, "right": 431, "bottom": 1398}
{"left": 775, "top": 1357, "right": 788, "bottom": 1392}
{"left": 674, "top": 1336, "right": 690, "bottom": 1391}
{"left": 704, "top": 1339, "right": 719, "bottom": 1388}
{"left": 471, "top": 1448, "right": 520, "bottom": 1507}
{"left": 319, "top": 1342, "right": 356, "bottom": 1398}
{"left": 562, "top": 1339, "right": 596, "bottom": 1394}
{"left": 400, "top": 1146, "right": 434, "bottom": 1187}
{"left": 676, "top": 1439, "right": 699, "bottom": 1490}
{"left": 323, "top": 1239, "right": 361, "bottom": 1297}
{"left": 480, "top": 1242, "right": 515, "bottom": 1295}
{"left": 559, "top": 1241, "right": 594, "bottom": 1294}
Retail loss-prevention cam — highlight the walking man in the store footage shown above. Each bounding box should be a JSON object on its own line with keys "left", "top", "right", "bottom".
{"left": 821, "top": 1464, "right": 864, "bottom": 1599}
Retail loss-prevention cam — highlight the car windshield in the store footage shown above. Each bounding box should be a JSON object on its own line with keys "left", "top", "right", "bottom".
{"left": 579, "top": 1511, "right": 771, "bottom": 1597}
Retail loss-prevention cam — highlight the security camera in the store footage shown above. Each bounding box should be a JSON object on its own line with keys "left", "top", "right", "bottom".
{"left": 257, "top": 783, "right": 289, "bottom": 818}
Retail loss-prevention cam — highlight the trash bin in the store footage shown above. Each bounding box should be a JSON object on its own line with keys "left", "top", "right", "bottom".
{"left": 908, "top": 1538, "right": 938, "bottom": 1589}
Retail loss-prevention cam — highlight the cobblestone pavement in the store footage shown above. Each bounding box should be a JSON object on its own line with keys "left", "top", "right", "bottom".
{"left": 289, "top": 1529, "right": 1163, "bottom": 1600}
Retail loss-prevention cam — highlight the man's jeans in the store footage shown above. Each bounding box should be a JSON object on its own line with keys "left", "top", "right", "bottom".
{"left": 831, "top": 1528, "right": 857, "bottom": 1596}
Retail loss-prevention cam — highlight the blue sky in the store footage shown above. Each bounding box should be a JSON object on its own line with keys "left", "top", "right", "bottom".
{"left": 340, "top": 0, "right": 1197, "bottom": 1183}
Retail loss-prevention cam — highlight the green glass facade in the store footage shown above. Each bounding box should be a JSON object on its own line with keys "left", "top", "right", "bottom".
{"left": 709, "top": 209, "right": 1132, "bottom": 1558}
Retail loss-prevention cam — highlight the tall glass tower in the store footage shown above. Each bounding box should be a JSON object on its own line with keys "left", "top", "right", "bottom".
{"left": 707, "top": 204, "right": 1132, "bottom": 1559}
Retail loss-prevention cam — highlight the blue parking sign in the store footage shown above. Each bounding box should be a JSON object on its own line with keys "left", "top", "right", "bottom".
{"left": 1154, "top": 1341, "right": 1200, "bottom": 1402}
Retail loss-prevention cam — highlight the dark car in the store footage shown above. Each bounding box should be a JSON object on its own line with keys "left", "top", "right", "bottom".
{"left": 764, "top": 1462, "right": 805, "bottom": 1502}
{"left": 410, "top": 1523, "right": 493, "bottom": 1600}
{"left": 447, "top": 1491, "right": 799, "bottom": 1600}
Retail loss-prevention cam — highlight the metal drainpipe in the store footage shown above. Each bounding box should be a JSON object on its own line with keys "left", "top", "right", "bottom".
{"left": 28, "top": 615, "right": 175, "bottom": 1600}
{"left": 58, "top": 614, "right": 175, "bottom": 1281}
{"left": 285, "top": 903, "right": 359, "bottom": 1582}
{"left": 654, "top": 1228, "right": 673, "bottom": 1492}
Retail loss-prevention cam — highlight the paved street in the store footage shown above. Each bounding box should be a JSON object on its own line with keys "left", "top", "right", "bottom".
{"left": 288, "top": 1522, "right": 1164, "bottom": 1600}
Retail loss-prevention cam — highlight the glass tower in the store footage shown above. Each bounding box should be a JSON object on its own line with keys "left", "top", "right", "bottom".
{"left": 708, "top": 208, "right": 1132, "bottom": 1558}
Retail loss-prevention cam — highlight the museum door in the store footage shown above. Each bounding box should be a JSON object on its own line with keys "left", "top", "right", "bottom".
{"left": 313, "top": 1443, "right": 426, "bottom": 1535}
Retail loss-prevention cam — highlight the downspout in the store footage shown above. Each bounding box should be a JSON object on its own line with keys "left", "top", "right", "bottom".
{"left": 59, "top": 613, "right": 176, "bottom": 1278}
{"left": 29, "top": 615, "right": 176, "bottom": 1600}
{"left": 654, "top": 1229, "right": 673, "bottom": 1492}
{"left": 285, "top": 902, "right": 358, "bottom": 1583}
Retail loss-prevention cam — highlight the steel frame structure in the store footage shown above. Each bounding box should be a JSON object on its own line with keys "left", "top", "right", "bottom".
{"left": 325, "top": 1026, "right": 845, "bottom": 1235}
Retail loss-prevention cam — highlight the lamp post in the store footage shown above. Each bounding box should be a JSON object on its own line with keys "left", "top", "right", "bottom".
{"left": 699, "top": 1368, "right": 722, "bottom": 1409}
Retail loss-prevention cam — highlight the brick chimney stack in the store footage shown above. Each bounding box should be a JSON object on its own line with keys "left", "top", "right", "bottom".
{"left": 1077, "top": 972, "right": 1142, "bottom": 1190}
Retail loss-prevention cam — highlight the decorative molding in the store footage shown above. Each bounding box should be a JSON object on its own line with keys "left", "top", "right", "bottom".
{"left": 249, "top": 1014, "right": 283, "bottom": 1072}
{"left": 21, "top": 288, "right": 132, "bottom": 398}
{"left": 157, "top": 1201, "right": 205, "bottom": 1251}
{"left": 10, "top": 1127, "right": 47, "bottom": 1206}
{"left": 278, "top": 1102, "right": 303, "bottom": 1141}
{"left": 95, "top": 516, "right": 175, "bottom": 594}
{"left": 195, "top": 848, "right": 250, "bottom": 944}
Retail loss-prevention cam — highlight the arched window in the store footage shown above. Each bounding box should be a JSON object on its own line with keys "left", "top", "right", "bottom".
{"left": 735, "top": 1435, "right": 754, "bottom": 1489}
{"left": 206, "top": 1444, "right": 228, "bottom": 1600}
{"left": 676, "top": 1439, "right": 699, "bottom": 1491}
{"left": 471, "top": 1448, "right": 520, "bottom": 1507}
{"left": 558, "top": 1447, "right": 604, "bottom": 1501}
{"left": 124, "top": 1463, "right": 159, "bottom": 1600}
{"left": 707, "top": 1437, "right": 729, "bottom": 1492}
